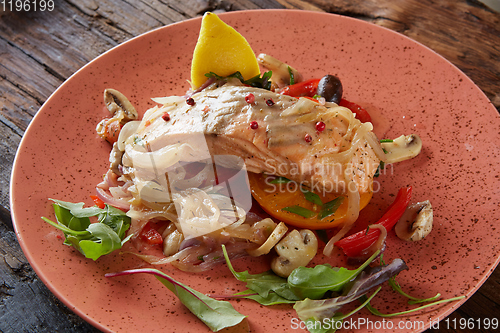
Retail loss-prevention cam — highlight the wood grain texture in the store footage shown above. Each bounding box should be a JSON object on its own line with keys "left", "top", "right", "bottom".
{"left": 1, "top": 0, "right": 499, "bottom": 332}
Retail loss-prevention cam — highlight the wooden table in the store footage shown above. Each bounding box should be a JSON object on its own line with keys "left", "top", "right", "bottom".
{"left": 1, "top": 1, "right": 499, "bottom": 332}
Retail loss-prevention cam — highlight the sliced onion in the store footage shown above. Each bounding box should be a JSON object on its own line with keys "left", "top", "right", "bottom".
{"left": 323, "top": 165, "right": 360, "bottom": 256}
{"left": 365, "top": 131, "right": 387, "bottom": 162}
{"left": 95, "top": 187, "right": 130, "bottom": 211}
{"left": 151, "top": 95, "right": 185, "bottom": 105}
{"left": 117, "top": 120, "right": 141, "bottom": 151}
{"left": 365, "top": 224, "right": 387, "bottom": 255}
{"left": 246, "top": 221, "right": 288, "bottom": 257}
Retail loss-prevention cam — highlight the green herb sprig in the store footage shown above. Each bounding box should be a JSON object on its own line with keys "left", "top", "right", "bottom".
{"left": 205, "top": 70, "right": 273, "bottom": 90}
{"left": 41, "top": 199, "right": 132, "bottom": 260}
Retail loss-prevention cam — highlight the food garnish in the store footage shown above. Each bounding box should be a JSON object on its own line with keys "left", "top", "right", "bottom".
{"left": 41, "top": 199, "right": 132, "bottom": 260}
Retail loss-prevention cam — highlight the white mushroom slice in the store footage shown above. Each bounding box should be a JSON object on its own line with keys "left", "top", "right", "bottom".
{"left": 246, "top": 221, "right": 288, "bottom": 257}
{"left": 395, "top": 200, "right": 433, "bottom": 241}
{"left": 271, "top": 229, "right": 318, "bottom": 278}
{"left": 381, "top": 134, "right": 423, "bottom": 164}
{"left": 104, "top": 88, "right": 138, "bottom": 123}
{"left": 257, "top": 53, "right": 304, "bottom": 89}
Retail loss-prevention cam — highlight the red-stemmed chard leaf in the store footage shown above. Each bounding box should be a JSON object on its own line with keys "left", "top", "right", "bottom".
{"left": 105, "top": 268, "right": 246, "bottom": 332}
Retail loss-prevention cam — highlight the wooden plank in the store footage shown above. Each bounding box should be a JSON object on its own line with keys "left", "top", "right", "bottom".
{"left": 0, "top": 119, "right": 21, "bottom": 210}
{"left": 0, "top": 222, "right": 99, "bottom": 332}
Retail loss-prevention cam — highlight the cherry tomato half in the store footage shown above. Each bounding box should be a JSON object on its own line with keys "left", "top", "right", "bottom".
{"left": 248, "top": 172, "right": 372, "bottom": 230}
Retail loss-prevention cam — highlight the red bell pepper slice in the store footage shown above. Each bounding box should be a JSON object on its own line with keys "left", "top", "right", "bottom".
{"left": 279, "top": 78, "right": 320, "bottom": 98}
{"left": 335, "top": 186, "right": 412, "bottom": 258}
{"left": 90, "top": 195, "right": 105, "bottom": 209}
{"left": 339, "top": 98, "right": 372, "bottom": 123}
{"left": 140, "top": 222, "right": 163, "bottom": 245}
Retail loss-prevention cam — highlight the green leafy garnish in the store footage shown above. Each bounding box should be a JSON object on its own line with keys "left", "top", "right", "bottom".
{"left": 288, "top": 66, "right": 295, "bottom": 85}
{"left": 41, "top": 199, "right": 132, "bottom": 260}
{"left": 282, "top": 205, "right": 316, "bottom": 218}
{"left": 318, "top": 197, "right": 344, "bottom": 220}
{"left": 268, "top": 176, "right": 292, "bottom": 184}
{"left": 380, "top": 139, "right": 394, "bottom": 143}
{"left": 362, "top": 294, "right": 466, "bottom": 318}
{"left": 287, "top": 250, "right": 380, "bottom": 299}
{"left": 315, "top": 229, "right": 329, "bottom": 244}
{"left": 301, "top": 188, "right": 323, "bottom": 206}
{"left": 389, "top": 277, "right": 441, "bottom": 304}
{"left": 374, "top": 161, "right": 385, "bottom": 177}
{"left": 222, "top": 245, "right": 300, "bottom": 302}
{"left": 105, "top": 268, "right": 246, "bottom": 332}
{"left": 205, "top": 70, "right": 272, "bottom": 90}
{"left": 221, "top": 244, "right": 464, "bottom": 333}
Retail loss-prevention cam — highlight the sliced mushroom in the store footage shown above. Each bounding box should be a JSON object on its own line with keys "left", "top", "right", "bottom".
{"left": 381, "top": 134, "right": 422, "bottom": 164}
{"left": 104, "top": 88, "right": 138, "bottom": 124}
{"left": 271, "top": 229, "right": 318, "bottom": 278}
{"left": 395, "top": 200, "right": 433, "bottom": 241}
{"left": 109, "top": 142, "right": 124, "bottom": 175}
{"left": 246, "top": 221, "right": 288, "bottom": 257}
{"left": 257, "top": 53, "right": 304, "bottom": 89}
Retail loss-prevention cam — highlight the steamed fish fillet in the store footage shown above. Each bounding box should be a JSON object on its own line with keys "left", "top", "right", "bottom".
{"left": 125, "top": 82, "right": 382, "bottom": 195}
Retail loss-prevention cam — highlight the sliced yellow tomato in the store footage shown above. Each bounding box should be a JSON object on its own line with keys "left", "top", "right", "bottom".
{"left": 248, "top": 172, "right": 373, "bottom": 230}
{"left": 190, "top": 12, "right": 261, "bottom": 89}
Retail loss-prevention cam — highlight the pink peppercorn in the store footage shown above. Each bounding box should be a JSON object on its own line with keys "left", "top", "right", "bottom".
{"left": 162, "top": 113, "right": 171, "bottom": 121}
{"left": 315, "top": 121, "right": 326, "bottom": 132}
{"left": 304, "top": 133, "right": 312, "bottom": 143}
{"left": 186, "top": 97, "right": 195, "bottom": 106}
{"left": 250, "top": 121, "right": 259, "bottom": 129}
{"left": 245, "top": 93, "right": 255, "bottom": 104}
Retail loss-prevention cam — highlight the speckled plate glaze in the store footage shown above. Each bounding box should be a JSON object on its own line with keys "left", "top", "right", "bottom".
{"left": 10, "top": 10, "right": 500, "bottom": 333}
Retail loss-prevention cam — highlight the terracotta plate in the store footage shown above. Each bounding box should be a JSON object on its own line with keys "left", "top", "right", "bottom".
{"left": 10, "top": 10, "right": 500, "bottom": 333}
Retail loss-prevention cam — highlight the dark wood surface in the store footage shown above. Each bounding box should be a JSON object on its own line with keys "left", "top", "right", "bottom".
{"left": 1, "top": 0, "right": 499, "bottom": 332}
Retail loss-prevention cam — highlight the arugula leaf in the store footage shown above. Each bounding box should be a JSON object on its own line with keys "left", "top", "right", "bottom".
{"left": 233, "top": 290, "right": 296, "bottom": 305}
{"left": 222, "top": 245, "right": 300, "bottom": 301}
{"left": 294, "top": 258, "right": 408, "bottom": 323}
{"left": 281, "top": 205, "right": 315, "bottom": 218}
{"left": 205, "top": 70, "right": 272, "bottom": 90}
{"left": 97, "top": 204, "right": 131, "bottom": 239}
{"left": 42, "top": 199, "right": 131, "bottom": 261}
{"left": 318, "top": 197, "right": 344, "bottom": 220}
{"left": 287, "top": 250, "right": 380, "bottom": 299}
{"left": 79, "top": 223, "right": 123, "bottom": 260}
{"left": 105, "top": 268, "right": 246, "bottom": 332}
{"left": 51, "top": 199, "right": 104, "bottom": 218}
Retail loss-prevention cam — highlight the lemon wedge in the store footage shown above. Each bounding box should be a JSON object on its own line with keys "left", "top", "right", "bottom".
{"left": 190, "top": 12, "right": 260, "bottom": 89}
